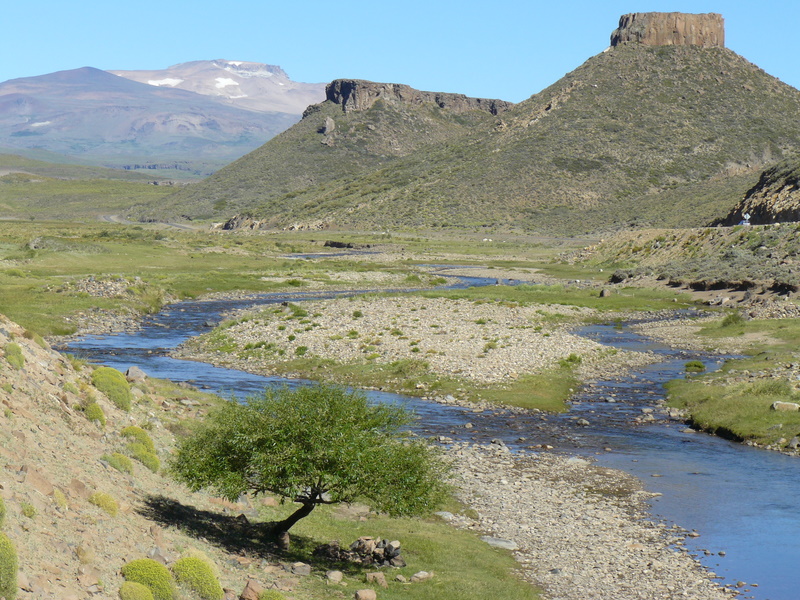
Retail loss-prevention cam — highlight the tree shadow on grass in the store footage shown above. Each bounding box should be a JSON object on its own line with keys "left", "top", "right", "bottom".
{"left": 138, "top": 494, "right": 361, "bottom": 573}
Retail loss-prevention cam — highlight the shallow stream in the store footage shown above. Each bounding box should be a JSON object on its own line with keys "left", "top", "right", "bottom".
{"left": 62, "top": 282, "right": 799, "bottom": 600}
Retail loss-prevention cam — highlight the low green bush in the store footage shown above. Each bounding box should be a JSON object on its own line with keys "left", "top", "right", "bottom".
{"left": 84, "top": 402, "right": 106, "bottom": 427}
{"left": 4, "top": 343, "right": 24, "bottom": 370}
{"left": 171, "top": 556, "right": 224, "bottom": 600}
{"left": 684, "top": 360, "right": 706, "bottom": 373}
{"left": 119, "top": 581, "right": 155, "bottom": 600}
{"left": 92, "top": 367, "right": 133, "bottom": 411}
{"left": 128, "top": 443, "right": 160, "bottom": 473}
{"left": 102, "top": 452, "right": 133, "bottom": 474}
{"left": 121, "top": 426, "right": 155, "bottom": 452}
{"left": 0, "top": 533, "right": 17, "bottom": 600}
{"left": 121, "top": 558, "right": 176, "bottom": 600}
{"left": 88, "top": 492, "right": 119, "bottom": 517}
{"left": 258, "top": 592, "right": 286, "bottom": 600}
{"left": 21, "top": 503, "right": 36, "bottom": 519}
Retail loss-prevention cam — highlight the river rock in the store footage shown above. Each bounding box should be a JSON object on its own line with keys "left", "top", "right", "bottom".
{"left": 480, "top": 536, "right": 518, "bottom": 550}
{"left": 771, "top": 401, "right": 800, "bottom": 412}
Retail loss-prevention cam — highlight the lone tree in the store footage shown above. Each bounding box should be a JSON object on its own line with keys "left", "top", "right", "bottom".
{"left": 170, "top": 384, "right": 450, "bottom": 534}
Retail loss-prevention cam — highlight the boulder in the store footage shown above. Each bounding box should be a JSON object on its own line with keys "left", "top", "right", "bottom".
{"left": 771, "top": 401, "right": 800, "bottom": 412}
{"left": 125, "top": 365, "right": 147, "bottom": 382}
{"left": 354, "top": 590, "right": 377, "bottom": 600}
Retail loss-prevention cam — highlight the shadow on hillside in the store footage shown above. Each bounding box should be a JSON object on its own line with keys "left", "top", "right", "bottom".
{"left": 138, "top": 494, "right": 357, "bottom": 571}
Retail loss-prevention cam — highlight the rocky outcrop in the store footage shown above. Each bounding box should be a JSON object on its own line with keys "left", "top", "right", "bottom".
{"left": 324, "top": 79, "right": 513, "bottom": 115}
{"left": 611, "top": 12, "right": 724, "bottom": 48}
{"left": 717, "top": 160, "right": 800, "bottom": 225}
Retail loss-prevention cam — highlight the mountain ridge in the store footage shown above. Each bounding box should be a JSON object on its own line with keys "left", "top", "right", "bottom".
{"left": 158, "top": 41, "right": 800, "bottom": 233}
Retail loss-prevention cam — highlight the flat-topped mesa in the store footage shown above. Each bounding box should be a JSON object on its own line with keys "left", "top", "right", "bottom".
{"left": 611, "top": 12, "right": 725, "bottom": 48}
{"left": 325, "top": 79, "right": 513, "bottom": 115}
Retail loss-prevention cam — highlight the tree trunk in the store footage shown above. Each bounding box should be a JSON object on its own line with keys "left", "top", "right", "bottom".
{"left": 275, "top": 501, "right": 316, "bottom": 534}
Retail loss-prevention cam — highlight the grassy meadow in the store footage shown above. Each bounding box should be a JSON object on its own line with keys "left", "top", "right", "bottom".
{"left": 666, "top": 314, "right": 800, "bottom": 447}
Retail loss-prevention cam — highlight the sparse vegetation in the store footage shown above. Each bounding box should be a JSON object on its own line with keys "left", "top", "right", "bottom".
{"left": 4, "top": 343, "right": 24, "bottom": 370}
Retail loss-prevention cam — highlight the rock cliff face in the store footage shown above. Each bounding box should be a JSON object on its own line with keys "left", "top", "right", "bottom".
{"left": 611, "top": 12, "right": 724, "bottom": 48}
{"left": 718, "top": 161, "right": 800, "bottom": 225}
{"left": 325, "top": 79, "right": 513, "bottom": 115}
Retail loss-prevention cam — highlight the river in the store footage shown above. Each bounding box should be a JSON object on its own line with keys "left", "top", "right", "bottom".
{"left": 61, "top": 283, "right": 800, "bottom": 600}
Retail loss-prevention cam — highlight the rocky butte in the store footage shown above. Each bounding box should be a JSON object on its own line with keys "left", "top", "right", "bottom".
{"left": 610, "top": 12, "right": 725, "bottom": 47}
{"left": 323, "top": 78, "right": 513, "bottom": 115}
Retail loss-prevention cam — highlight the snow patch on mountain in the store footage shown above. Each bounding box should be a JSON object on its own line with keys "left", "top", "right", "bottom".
{"left": 148, "top": 78, "right": 184, "bottom": 87}
{"left": 215, "top": 77, "right": 239, "bottom": 89}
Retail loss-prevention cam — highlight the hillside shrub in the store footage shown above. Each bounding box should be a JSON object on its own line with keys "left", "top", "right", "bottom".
{"left": 0, "top": 533, "right": 17, "bottom": 600}
{"left": 84, "top": 402, "right": 106, "bottom": 427}
{"left": 171, "top": 556, "right": 224, "bottom": 600}
{"left": 119, "top": 581, "right": 155, "bottom": 600}
{"left": 258, "top": 592, "right": 286, "bottom": 600}
{"left": 121, "top": 558, "right": 176, "bottom": 600}
{"left": 21, "top": 503, "right": 36, "bottom": 519}
{"left": 92, "top": 367, "right": 133, "bottom": 411}
{"left": 102, "top": 452, "right": 133, "bottom": 474}
{"left": 88, "top": 492, "right": 119, "bottom": 517}
{"left": 4, "top": 343, "right": 24, "bottom": 370}
{"left": 128, "top": 443, "right": 160, "bottom": 473}
{"left": 53, "top": 488, "right": 68, "bottom": 511}
{"left": 121, "top": 426, "right": 156, "bottom": 452}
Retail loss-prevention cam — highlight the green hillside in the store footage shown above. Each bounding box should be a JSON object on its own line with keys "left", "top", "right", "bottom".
{"left": 152, "top": 44, "right": 800, "bottom": 234}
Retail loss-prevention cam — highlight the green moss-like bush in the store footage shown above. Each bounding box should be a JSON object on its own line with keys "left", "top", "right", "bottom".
{"left": 88, "top": 492, "right": 119, "bottom": 517}
{"left": 4, "top": 343, "right": 24, "bottom": 370}
{"left": 92, "top": 366, "right": 133, "bottom": 411}
{"left": 121, "top": 558, "right": 176, "bottom": 600}
{"left": 171, "top": 556, "right": 224, "bottom": 600}
{"left": 84, "top": 402, "right": 106, "bottom": 427}
{"left": 685, "top": 360, "right": 706, "bottom": 373}
{"left": 121, "top": 426, "right": 156, "bottom": 452}
{"left": 21, "top": 503, "right": 36, "bottom": 519}
{"left": 102, "top": 452, "right": 133, "bottom": 474}
{"left": 127, "top": 443, "right": 161, "bottom": 473}
{"left": 0, "top": 532, "right": 17, "bottom": 600}
{"left": 258, "top": 591, "right": 286, "bottom": 600}
{"left": 119, "top": 581, "right": 155, "bottom": 600}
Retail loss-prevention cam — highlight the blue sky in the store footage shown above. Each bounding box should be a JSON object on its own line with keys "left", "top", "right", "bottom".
{"left": 5, "top": 1, "right": 799, "bottom": 103}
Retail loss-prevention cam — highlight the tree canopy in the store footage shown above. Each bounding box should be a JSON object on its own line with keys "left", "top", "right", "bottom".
{"left": 170, "top": 384, "right": 450, "bottom": 532}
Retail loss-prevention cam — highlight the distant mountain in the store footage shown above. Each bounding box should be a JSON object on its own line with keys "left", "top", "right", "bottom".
{"left": 110, "top": 59, "right": 324, "bottom": 116}
{"left": 158, "top": 20, "right": 800, "bottom": 232}
{"left": 0, "top": 62, "right": 325, "bottom": 177}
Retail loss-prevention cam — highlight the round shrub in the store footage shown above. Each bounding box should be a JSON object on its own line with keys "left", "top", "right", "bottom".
{"left": 127, "top": 443, "right": 161, "bottom": 473}
{"left": 92, "top": 366, "right": 133, "bottom": 411}
{"left": 119, "top": 581, "right": 155, "bottom": 600}
{"left": 121, "top": 426, "right": 156, "bottom": 453}
{"left": 258, "top": 591, "right": 286, "bottom": 600}
{"left": 102, "top": 452, "right": 133, "bottom": 474}
{"left": 0, "top": 532, "right": 18, "bottom": 600}
{"left": 121, "top": 558, "right": 176, "bottom": 600}
{"left": 85, "top": 402, "right": 106, "bottom": 427}
{"left": 171, "top": 556, "right": 224, "bottom": 600}
{"left": 88, "top": 492, "right": 119, "bottom": 517}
